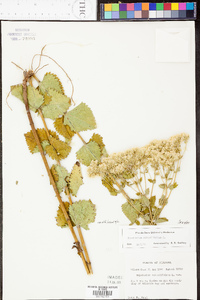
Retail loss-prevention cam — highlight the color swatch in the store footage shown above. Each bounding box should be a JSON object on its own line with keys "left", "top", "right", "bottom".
{"left": 101, "top": 2, "right": 196, "bottom": 20}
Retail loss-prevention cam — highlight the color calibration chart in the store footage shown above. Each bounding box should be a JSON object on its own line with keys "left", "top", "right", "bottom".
{"left": 100, "top": 2, "right": 196, "bottom": 20}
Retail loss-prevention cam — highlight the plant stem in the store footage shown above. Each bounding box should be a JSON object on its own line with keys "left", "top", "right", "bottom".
{"left": 65, "top": 186, "right": 93, "bottom": 274}
{"left": 156, "top": 161, "right": 181, "bottom": 220}
{"left": 22, "top": 71, "right": 90, "bottom": 274}
{"left": 38, "top": 105, "right": 93, "bottom": 274}
{"left": 76, "top": 132, "right": 150, "bottom": 223}
{"left": 38, "top": 108, "right": 51, "bottom": 139}
{"left": 135, "top": 174, "right": 145, "bottom": 195}
{"left": 150, "top": 171, "right": 156, "bottom": 199}
{"left": 76, "top": 131, "right": 87, "bottom": 145}
{"left": 143, "top": 168, "right": 147, "bottom": 191}
{"left": 109, "top": 175, "right": 148, "bottom": 220}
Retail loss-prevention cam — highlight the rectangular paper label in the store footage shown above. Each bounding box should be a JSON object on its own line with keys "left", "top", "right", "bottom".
{"left": 120, "top": 226, "right": 191, "bottom": 251}
{"left": 125, "top": 252, "right": 197, "bottom": 299}
{"left": 86, "top": 286, "right": 119, "bottom": 299}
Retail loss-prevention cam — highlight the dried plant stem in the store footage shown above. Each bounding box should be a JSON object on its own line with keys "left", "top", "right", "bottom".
{"left": 109, "top": 175, "right": 147, "bottom": 220}
{"left": 77, "top": 225, "right": 93, "bottom": 274}
{"left": 65, "top": 187, "right": 93, "bottom": 274}
{"left": 38, "top": 107, "right": 92, "bottom": 274}
{"left": 22, "top": 71, "right": 90, "bottom": 274}
{"left": 143, "top": 169, "right": 147, "bottom": 191}
{"left": 156, "top": 160, "right": 181, "bottom": 220}
{"left": 127, "top": 184, "right": 138, "bottom": 193}
{"left": 32, "top": 52, "right": 75, "bottom": 104}
{"left": 150, "top": 171, "right": 156, "bottom": 199}
{"left": 76, "top": 132, "right": 148, "bottom": 223}
{"left": 76, "top": 131, "right": 87, "bottom": 145}
{"left": 135, "top": 174, "right": 145, "bottom": 195}
{"left": 38, "top": 108, "right": 51, "bottom": 139}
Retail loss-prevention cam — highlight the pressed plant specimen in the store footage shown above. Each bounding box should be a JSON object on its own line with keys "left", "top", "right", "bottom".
{"left": 10, "top": 48, "right": 107, "bottom": 274}
{"left": 88, "top": 134, "right": 189, "bottom": 225}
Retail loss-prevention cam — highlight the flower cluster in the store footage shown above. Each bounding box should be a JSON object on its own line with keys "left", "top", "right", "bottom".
{"left": 88, "top": 133, "right": 189, "bottom": 178}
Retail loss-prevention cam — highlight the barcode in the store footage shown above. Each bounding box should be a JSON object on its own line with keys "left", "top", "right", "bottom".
{"left": 86, "top": 285, "right": 118, "bottom": 299}
{"left": 92, "top": 290, "right": 113, "bottom": 297}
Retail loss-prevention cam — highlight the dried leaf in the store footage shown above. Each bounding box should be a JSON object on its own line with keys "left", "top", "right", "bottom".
{"left": 24, "top": 128, "right": 49, "bottom": 154}
{"left": 24, "top": 131, "right": 38, "bottom": 153}
{"left": 64, "top": 102, "right": 96, "bottom": 132}
{"left": 150, "top": 196, "right": 156, "bottom": 207}
{"left": 159, "top": 184, "right": 166, "bottom": 189}
{"left": 135, "top": 220, "right": 140, "bottom": 225}
{"left": 89, "top": 133, "right": 104, "bottom": 150}
{"left": 46, "top": 137, "right": 71, "bottom": 161}
{"left": 51, "top": 164, "right": 59, "bottom": 182}
{"left": 33, "top": 140, "right": 50, "bottom": 153}
{"left": 39, "top": 72, "right": 64, "bottom": 95}
{"left": 144, "top": 215, "right": 150, "bottom": 222}
{"left": 41, "top": 89, "right": 70, "bottom": 120}
{"left": 142, "top": 221, "right": 150, "bottom": 225}
{"left": 122, "top": 172, "right": 134, "bottom": 179}
{"left": 54, "top": 116, "right": 75, "bottom": 142}
{"left": 145, "top": 188, "right": 150, "bottom": 195}
{"left": 49, "top": 130, "right": 60, "bottom": 140}
{"left": 140, "top": 195, "right": 150, "bottom": 208}
{"left": 69, "top": 162, "right": 83, "bottom": 196}
{"left": 168, "top": 182, "right": 178, "bottom": 190}
{"left": 153, "top": 208, "right": 162, "bottom": 220}
{"left": 157, "top": 217, "right": 168, "bottom": 223}
{"left": 42, "top": 92, "right": 52, "bottom": 106}
{"left": 56, "top": 202, "right": 75, "bottom": 228}
{"left": 175, "top": 167, "right": 181, "bottom": 173}
{"left": 159, "top": 195, "right": 168, "bottom": 206}
{"left": 27, "top": 86, "right": 44, "bottom": 112}
{"left": 148, "top": 179, "right": 156, "bottom": 184}
{"left": 89, "top": 133, "right": 106, "bottom": 156}
{"left": 11, "top": 84, "right": 23, "bottom": 101}
{"left": 102, "top": 147, "right": 108, "bottom": 157}
{"left": 50, "top": 136, "right": 71, "bottom": 159}
{"left": 136, "top": 192, "right": 141, "bottom": 196}
{"left": 69, "top": 200, "right": 96, "bottom": 230}
{"left": 51, "top": 164, "right": 69, "bottom": 193}
{"left": 76, "top": 141, "right": 101, "bottom": 166}
{"left": 101, "top": 176, "right": 118, "bottom": 196}
{"left": 121, "top": 200, "right": 141, "bottom": 225}
{"left": 142, "top": 208, "right": 149, "bottom": 214}
{"left": 46, "top": 145, "right": 58, "bottom": 160}
{"left": 11, "top": 85, "right": 44, "bottom": 112}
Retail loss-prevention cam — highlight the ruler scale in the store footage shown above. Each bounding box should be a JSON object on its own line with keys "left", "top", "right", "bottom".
{"left": 0, "top": 0, "right": 97, "bottom": 20}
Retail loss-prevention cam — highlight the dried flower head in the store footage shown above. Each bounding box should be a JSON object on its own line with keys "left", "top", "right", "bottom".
{"left": 88, "top": 133, "right": 189, "bottom": 226}
{"left": 88, "top": 133, "right": 189, "bottom": 178}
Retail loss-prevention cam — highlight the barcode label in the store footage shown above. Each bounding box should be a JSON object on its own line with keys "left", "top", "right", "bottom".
{"left": 86, "top": 285, "right": 119, "bottom": 299}
{"left": 93, "top": 290, "right": 112, "bottom": 296}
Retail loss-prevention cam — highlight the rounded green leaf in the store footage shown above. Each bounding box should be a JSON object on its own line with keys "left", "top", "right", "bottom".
{"left": 39, "top": 72, "right": 64, "bottom": 95}
{"left": 76, "top": 141, "right": 101, "bottom": 166}
{"left": 69, "top": 200, "right": 96, "bottom": 230}
{"left": 64, "top": 102, "right": 96, "bottom": 132}
{"left": 41, "top": 89, "right": 70, "bottom": 120}
{"left": 122, "top": 200, "right": 141, "bottom": 225}
{"left": 11, "top": 85, "right": 44, "bottom": 112}
{"left": 69, "top": 162, "right": 83, "bottom": 196}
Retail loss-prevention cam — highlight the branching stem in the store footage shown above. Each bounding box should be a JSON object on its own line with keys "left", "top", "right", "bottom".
{"left": 37, "top": 100, "right": 92, "bottom": 274}
{"left": 22, "top": 70, "right": 90, "bottom": 274}
{"left": 65, "top": 186, "right": 93, "bottom": 274}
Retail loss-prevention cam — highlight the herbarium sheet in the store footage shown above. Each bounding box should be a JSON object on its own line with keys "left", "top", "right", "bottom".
{"left": 2, "top": 21, "right": 196, "bottom": 299}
